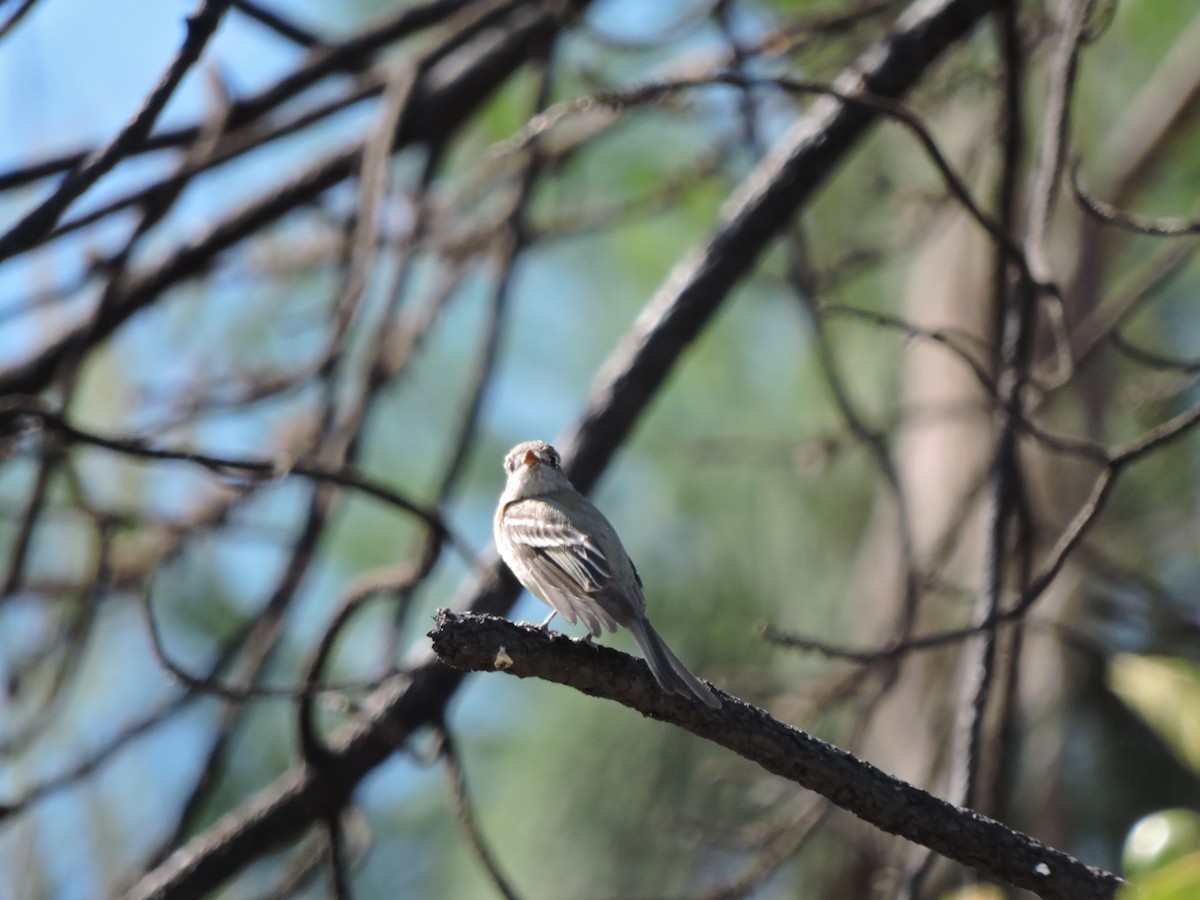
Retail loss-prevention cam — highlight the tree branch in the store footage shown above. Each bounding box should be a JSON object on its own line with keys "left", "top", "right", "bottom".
{"left": 122, "top": 2, "right": 1008, "bottom": 896}
{"left": 0, "top": 0, "right": 574, "bottom": 397}
{"left": 0, "top": 0, "right": 232, "bottom": 261}
{"left": 430, "top": 611, "right": 1124, "bottom": 900}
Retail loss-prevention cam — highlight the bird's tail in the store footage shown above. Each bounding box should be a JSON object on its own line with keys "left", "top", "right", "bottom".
{"left": 628, "top": 618, "right": 720, "bottom": 708}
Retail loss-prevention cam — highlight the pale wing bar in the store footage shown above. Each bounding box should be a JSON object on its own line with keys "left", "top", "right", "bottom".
{"left": 502, "top": 506, "right": 612, "bottom": 590}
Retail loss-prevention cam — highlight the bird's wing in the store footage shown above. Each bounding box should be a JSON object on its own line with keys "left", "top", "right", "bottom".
{"left": 502, "top": 501, "right": 612, "bottom": 594}
{"left": 501, "top": 499, "right": 618, "bottom": 635}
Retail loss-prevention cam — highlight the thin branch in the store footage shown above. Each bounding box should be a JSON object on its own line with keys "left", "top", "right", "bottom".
{"left": 1071, "top": 160, "right": 1200, "bottom": 236}
{"left": 764, "top": 455, "right": 1125, "bottom": 662}
{"left": 124, "top": 5, "right": 1009, "bottom": 897}
{"left": 1110, "top": 331, "right": 1200, "bottom": 374}
{"left": 138, "top": 582, "right": 395, "bottom": 703}
{"left": 0, "top": 399, "right": 474, "bottom": 562}
{"left": 437, "top": 729, "right": 522, "bottom": 900}
{"left": 0, "top": 0, "right": 477, "bottom": 192}
{"left": 0, "top": 0, "right": 232, "bottom": 261}
{"left": 231, "top": 0, "right": 324, "bottom": 49}
{"left": 0, "top": 0, "right": 566, "bottom": 398}
{"left": 498, "top": 70, "right": 1047, "bottom": 297}
{"left": 945, "top": 5, "right": 1092, "bottom": 863}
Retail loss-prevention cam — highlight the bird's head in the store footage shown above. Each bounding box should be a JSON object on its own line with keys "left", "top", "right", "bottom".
{"left": 502, "top": 440, "right": 572, "bottom": 498}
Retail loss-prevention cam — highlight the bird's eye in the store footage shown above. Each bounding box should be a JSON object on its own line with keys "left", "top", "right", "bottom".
{"left": 548, "top": 452, "right": 559, "bottom": 469}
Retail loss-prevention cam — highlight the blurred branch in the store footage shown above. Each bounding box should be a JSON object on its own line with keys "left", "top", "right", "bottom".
{"left": 0, "top": 0, "right": 579, "bottom": 397}
{"left": 0, "top": 0, "right": 233, "bottom": 261}
{"left": 0, "top": 694, "right": 191, "bottom": 816}
{"left": 323, "top": 812, "right": 351, "bottom": 900}
{"left": 1071, "top": 162, "right": 1200, "bottom": 236}
{"left": 561, "top": 0, "right": 1006, "bottom": 492}
{"left": 500, "top": 71, "right": 1041, "bottom": 292}
{"left": 436, "top": 728, "right": 522, "bottom": 900}
{"left": 0, "top": 398, "right": 472, "bottom": 560}
{"left": 123, "top": 2, "right": 1010, "bottom": 897}
{"left": 694, "top": 797, "right": 832, "bottom": 900}
{"left": 947, "top": 0, "right": 1095, "bottom": 861}
{"left": 0, "top": 0, "right": 476, "bottom": 191}
{"left": 230, "top": 0, "right": 324, "bottom": 49}
{"left": 137, "top": 81, "right": 445, "bottom": 864}
{"left": 765, "top": 382, "right": 1200, "bottom": 663}
{"left": 0, "top": 0, "right": 40, "bottom": 43}
{"left": 1111, "top": 330, "right": 1200, "bottom": 373}
{"left": 429, "top": 610, "right": 1124, "bottom": 900}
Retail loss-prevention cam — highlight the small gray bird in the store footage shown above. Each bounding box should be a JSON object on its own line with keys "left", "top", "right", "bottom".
{"left": 494, "top": 440, "right": 720, "bottom": 708}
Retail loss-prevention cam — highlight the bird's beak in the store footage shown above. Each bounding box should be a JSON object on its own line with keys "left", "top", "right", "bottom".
{"left": 523, "top": 449, "right": 539, "bottom": 467}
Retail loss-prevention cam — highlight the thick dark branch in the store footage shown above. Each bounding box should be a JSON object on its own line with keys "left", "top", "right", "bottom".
{"left": 560, "top": 0, "right": 1004, "bottom": 493}
{"left": 125, "top": 638, "right": 486, "bottom": 900}
{"left": 430, "top": 611, "right": 1123, "bottom": 900}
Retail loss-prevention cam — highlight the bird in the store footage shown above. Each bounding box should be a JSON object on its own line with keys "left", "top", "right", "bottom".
{"left": 493, "top": 439, "right": 720, "bottom": 708}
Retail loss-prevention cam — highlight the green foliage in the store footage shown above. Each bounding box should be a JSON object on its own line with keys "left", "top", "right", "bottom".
{"left": 1121, "top": 810, "right": 1200, "bottom": 900}
{"left": 1110, "top": 655, "right": 1200, "bottom": 776}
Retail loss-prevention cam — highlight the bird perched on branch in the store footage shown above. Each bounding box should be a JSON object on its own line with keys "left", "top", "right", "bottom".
{"left": 494, "top": 440, "right": 720, "bottom": 708}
